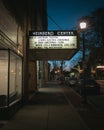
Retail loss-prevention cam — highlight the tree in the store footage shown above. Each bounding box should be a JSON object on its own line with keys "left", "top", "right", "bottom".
{"left": 91, "top": 7, "right": 104, "bottom": 47}
{"left": 78, "top": 8, "right": 104, "bottom": 57}
{"left": 78, "top": 7, "right": 104, "bottom": 48}
{"left": 50, "top": 60, "right": 64, "bottom": 72}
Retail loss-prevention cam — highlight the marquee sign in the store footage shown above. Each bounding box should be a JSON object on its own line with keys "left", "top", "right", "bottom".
{"left": 29, "top": 30, "right": 78, "bottom": 49}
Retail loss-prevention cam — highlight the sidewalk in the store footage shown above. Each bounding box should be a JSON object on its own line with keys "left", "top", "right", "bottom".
{"left": 88, "top": 95, "right": 104, "bottom": 111}
{"left": 62, "top": 84, "right": 104, "bottom": 130}
{"left": 87, "top": 80, "right": 104, "bottom": 111}
{"left": 0, "top": 81, "right": 90, "bottom": 130}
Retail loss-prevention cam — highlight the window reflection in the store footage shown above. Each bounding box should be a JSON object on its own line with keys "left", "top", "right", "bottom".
{"left": 0, "top": 50, "right": 22, "bottom": 107}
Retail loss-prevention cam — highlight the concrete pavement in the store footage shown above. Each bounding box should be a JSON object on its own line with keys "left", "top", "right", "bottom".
{"left": 0, "top": 81, "right": 90, "bottom": 130}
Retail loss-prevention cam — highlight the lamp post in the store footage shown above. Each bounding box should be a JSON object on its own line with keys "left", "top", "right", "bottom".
{"left": 79, "top": 21, "right": 87, "bottom": 103}
{"left": 79, "top": 22, "right": 87, "bottom": 71}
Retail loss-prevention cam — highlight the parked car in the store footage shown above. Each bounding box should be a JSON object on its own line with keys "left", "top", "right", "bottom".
{"left": 64, "top": 76, "right": 78, "bottom": 87}
{"left": 68, "top": 77, "right": 78, "bottom": 86}
{"left": 76, "top": 78, "right": 100, "bottom": 95}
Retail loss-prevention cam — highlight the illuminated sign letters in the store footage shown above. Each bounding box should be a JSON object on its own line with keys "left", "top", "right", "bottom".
{"left": 29, "top": 30, "right": 78, "bottom": 49}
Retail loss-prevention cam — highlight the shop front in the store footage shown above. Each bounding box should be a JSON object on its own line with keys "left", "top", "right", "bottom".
{"left": 0, "top": 49, "right": 23, "bottom": 119}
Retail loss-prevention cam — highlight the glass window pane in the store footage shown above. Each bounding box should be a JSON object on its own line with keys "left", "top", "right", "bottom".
{"left": 9, "top": 53, "right": 16, "bottom": 104}
{"left": 16, "top": 57, "right": 22, "bottom": 99}
{"left": 9, "top": 52, "right": 22, "bottom": 104}
{"left": 0, "top": 51, "right": 8, "bottom": 107}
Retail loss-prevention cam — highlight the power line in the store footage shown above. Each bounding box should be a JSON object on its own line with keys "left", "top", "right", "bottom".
{"left": 47, "top": 14, "right": 63, "bottom": 30}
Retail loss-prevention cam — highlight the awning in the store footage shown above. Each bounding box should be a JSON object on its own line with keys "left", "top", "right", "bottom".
{"left": 29, "top": 49, "right": 78, "bottom": 60}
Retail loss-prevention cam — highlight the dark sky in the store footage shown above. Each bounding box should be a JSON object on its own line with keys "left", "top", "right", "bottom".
{"left": 47, "top": 0, "right": 104, "bottom": 70}
{"left": 47, "top": 0, "right": 104, "bottom": 30}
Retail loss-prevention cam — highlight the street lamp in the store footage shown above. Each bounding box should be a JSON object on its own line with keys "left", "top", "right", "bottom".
{"left": 79, "top": 22, "right": 87, "bottom": 71}
{"left": 79, "top": 21, "right": 87, "bottom": 103}
{"left": 80, "top": 22, "right": 87, "bottom": 30}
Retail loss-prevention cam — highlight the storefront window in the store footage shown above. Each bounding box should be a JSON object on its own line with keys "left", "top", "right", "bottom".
{"left": 0, "top": 50, "right": 22, "bottom": 107}
{"left": 0, "top": 50, "right": 8, "bottom": 107}
{"left": 9, "top": 52, "right": 22, "bottom": 105}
